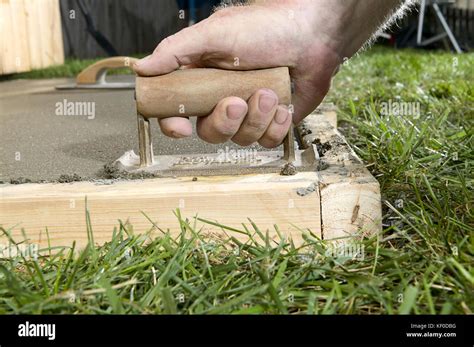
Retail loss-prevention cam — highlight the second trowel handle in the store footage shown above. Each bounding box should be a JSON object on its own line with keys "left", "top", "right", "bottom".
{"left": 76, "top": 56, "right": 139, "bottom": 85}
{"left": 135, "top": 67, "right": 292, "bottom": 119}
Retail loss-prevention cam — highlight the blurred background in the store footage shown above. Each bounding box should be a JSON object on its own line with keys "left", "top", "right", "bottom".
{"left": 0, "top": 0, "right": 472, "bottom": 75}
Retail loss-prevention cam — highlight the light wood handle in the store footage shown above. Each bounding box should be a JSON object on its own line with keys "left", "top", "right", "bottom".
{"left": 135, "top": 67, "right": 291, "bottom": 118}
{"left": 76, "top": 56, "right": 139, "bottom": 85}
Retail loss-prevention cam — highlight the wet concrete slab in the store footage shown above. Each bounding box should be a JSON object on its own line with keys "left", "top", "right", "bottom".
{"left": 0, "top": 76, "right": 270, "bottom": 182}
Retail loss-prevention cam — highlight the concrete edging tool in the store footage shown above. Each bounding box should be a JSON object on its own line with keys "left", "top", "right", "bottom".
{"left": 55, "top": 57, "right": 318, "bottom": 177}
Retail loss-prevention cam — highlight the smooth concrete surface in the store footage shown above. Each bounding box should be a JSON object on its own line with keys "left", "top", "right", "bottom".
{"left": 0, "top": 76, "right": 269, "bottom": 182}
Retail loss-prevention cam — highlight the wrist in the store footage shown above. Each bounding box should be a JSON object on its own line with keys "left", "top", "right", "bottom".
{"left": 255, "top": 0, "right": 350, "bottom": 60}
{"left": 307, "top": 0, "right": 404, "bottom": 59}
{"left": 305, "top": 0, "right": 363, "bottom": 60}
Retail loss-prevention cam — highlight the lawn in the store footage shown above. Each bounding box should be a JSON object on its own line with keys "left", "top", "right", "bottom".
{"left": 0, "top": 46, "right": 472, "bottom": 314}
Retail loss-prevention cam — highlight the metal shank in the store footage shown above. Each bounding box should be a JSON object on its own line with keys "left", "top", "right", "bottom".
{"left": 283, "top": 123, "right": 296, "bottom": 162}
{"left": 137, "top": 113, "right": 154, "bottom": 167}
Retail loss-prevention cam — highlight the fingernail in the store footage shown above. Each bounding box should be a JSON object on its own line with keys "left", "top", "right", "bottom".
{"left": 227, "top": 104, "right": 247, "bottom": 120}
{"left": 259, "top": 92, "right": 277, "bottom": 113}
{"left": 275, "top": 108, "right": 289, "bottom": 125}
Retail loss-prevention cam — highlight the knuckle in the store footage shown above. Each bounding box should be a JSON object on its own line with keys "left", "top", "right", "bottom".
{"left": 217, "top": 124, "right": 239, "bottom": 138}
{"left": 259, "top": 140, "right": 278, "bottom": 149}
{"left": 155, "top": 35, "right": 175, "bottom": 53}
{"left": 244, "top": 118, "right": 268, "bottom": 132}
{"left": 197, "top": 123, "right": 231, "bottom": 144}
{"left": 197, "top": 131, "right": 221, "bottom": 144}
{"left": 260, "top": 135, "right": 283, "bottom": 149}
{"left": 232, "top": 137, "right": 253, "bottom": 147}
{"left": 260, "top": 127, "right": 286, "bottom": 148}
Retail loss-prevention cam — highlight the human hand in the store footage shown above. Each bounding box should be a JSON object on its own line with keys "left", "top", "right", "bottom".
{"left": 133, "top": 0, "right": 343, "bottom": 148}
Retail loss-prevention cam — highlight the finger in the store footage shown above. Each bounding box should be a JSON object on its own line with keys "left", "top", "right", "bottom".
{"left": 158, "top": 117, "right": 193, "bottom": 139}
{"left": 258, "top": 105, "right": 292, "bottom": 149}
{"left": 231, "top": 89, "right": 278, "bottom": 146}
{"left": 196, "top": 97, "right": 248, "bottom": 144}
{"left": 289, "top": 58, "right": 338, "bottom": 124}
{"left": 133, "top": 25, "right": 208, "bottom": 76}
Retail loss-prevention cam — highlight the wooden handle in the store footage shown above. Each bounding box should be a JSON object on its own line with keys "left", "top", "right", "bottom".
{"left": 76, "top": 56, "right": 139, "bottom": 85}
{"left": 135, "top": 67, "right": 291, "bottom": 118}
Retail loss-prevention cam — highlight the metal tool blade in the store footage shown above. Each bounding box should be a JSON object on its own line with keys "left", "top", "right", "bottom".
{"left": 128, "top": 111, "right": 311, "bottom": 177}
{"left": 113, "top": 145, "right": 317, "bottom": 178}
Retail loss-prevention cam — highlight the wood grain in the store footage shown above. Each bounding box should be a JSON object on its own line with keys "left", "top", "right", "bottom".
{"left": 0, "top": 173, "right": 322, "bottom": 250}
{"left": 298, "top": 111, "right": 382, "bottom": 241}
{"left": 0, "top": 0, "right": 64, "bottom": 75}
{"left": 76, "top": 56, "right": 138, "bottom": 84}
{"left": 0, "top": 106, "right": 381, "bottom": 251}
{"left": 136, "top": 67, "right": 291, "bottom": 118}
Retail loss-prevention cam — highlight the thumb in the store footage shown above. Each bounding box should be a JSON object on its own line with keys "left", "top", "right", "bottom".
{"left": 133, "top": 26, "right": 208, "bottom": 76}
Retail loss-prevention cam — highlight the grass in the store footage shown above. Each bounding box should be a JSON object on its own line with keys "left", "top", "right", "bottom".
{"left": 0, "top": 58, "right": 108, "bottom": 81}
{"left": 0, "top": 46, "right": 472, "bottom": 314}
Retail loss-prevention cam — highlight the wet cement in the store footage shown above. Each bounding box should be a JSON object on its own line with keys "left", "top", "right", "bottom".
{"left": 0, "top": 76, "right": 272, "bottom": 183}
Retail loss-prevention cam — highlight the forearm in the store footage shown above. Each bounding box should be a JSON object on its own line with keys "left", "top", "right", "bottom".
{"left": 310, "top": 0, "right": 413, "bottom": 58}
{"left": 250, "top": 0, "right": 415, "bottom": 59}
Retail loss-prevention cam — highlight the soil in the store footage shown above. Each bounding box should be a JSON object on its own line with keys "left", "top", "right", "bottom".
{"left": 280, "top": 163, "right": 297, "bottom": 176}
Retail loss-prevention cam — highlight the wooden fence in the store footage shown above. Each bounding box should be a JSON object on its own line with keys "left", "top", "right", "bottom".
{"left": 445, "top": 3, "right": 474, "bottom": 48}
{"left": 390, "top": 0, "right": 474, "bottom": 50}
{"left": 3, "top": 0, "right": 471, "bottom": 74}
{"left": 59, "top": 0, "right": 216, "bottom": 59}
{"left": 454, "top": 0, "right": 473, "bottom": 10}
{"left": 0, "top": 0, "right": 64, "bottom": 74}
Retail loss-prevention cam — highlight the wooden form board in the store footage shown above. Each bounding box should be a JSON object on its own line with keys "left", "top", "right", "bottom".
{"left": 0, "top": 108, "right": 382, "bottom": 250}
{"left": 300, "top": 106, "right": 382, "bottom": 240}
{"left": 0, "top": 0, "right": 64, "bottom": 75}
{"left": 0, "top": 173, "right": 322, "bottom": 250}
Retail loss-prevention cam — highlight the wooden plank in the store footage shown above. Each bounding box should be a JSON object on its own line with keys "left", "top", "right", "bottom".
{"left": 298, "top": 112, "right": 382, "bottom": 241}
{"left": 0, "top": 0, "right": 63, "bottom": 75}
{"left": 314, "top": 103, "right": 338, "bottom": 128}
{"left": 24, "top": 0, "right": 42, "bottom": 70}
{"left": 37, "top": 0, "right": 53, "bottom": 67}
{"left": 0, "top": 106, "right": 381, "bottom": 250}
{"left": 0, "top": 173, "right": 322, "bottom": 250}
{"left": 50, "top": 0, "right": 64, "bottom": 66}
{"left": 1, "top": 0, "right": 31, "bottom": 74}
{"left": 0, "top": 0, "right": 11, "bottom": 74}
